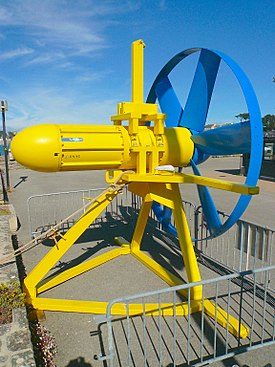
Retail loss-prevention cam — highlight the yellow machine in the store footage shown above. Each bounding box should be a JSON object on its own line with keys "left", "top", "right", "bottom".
{"left": 11, "top": 40, "right": 259, "bottom": 338}
{"left": 11, "top": 123, "right": 193, "bottom": 173}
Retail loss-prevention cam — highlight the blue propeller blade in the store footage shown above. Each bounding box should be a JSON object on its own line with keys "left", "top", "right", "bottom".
{"left": 154, "top": 76, "right": 183, "bottom": 127}
{"left": 151, "top": 202, "right": 177, "bottom": 237}
{"left": 191, "top": 160, "right": 222, "bottom": 236}
{"left": 147, "top": 47, "right": 263, "bottom": 240}
{"left": 191, "top": 121, "right": 251, "bottom": 156}
{"left": 179, "top": 49, "right": 221, "bottom": 132}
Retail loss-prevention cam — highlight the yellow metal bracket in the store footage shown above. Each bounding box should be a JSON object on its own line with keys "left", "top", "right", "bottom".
{"left": 110, "top": 40, "right": 167, "bottom": 176}
{"left": 48, "top": 227, "right": 66, "bottom": 249}
{"left": 123, "top": 171, "right": 259, "bottom": 195}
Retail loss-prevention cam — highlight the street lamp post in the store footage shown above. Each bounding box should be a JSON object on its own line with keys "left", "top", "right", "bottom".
{"left": 1, "top": 100, "right": 10, "bottom": 194}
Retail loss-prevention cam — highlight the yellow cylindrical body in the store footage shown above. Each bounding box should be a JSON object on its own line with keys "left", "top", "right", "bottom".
{"left": 10, "top": 124, "right": 194, "bottom": 172}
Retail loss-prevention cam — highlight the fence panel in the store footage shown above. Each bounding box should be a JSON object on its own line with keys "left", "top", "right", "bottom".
{"left": 27, "top": 188, "right": 196, "bottom": 239}
{"left": 96, "top": 266, "right": 275, "bottom": 367}
{"left": 194, "top": 207, "right": 275, "bottom": 290}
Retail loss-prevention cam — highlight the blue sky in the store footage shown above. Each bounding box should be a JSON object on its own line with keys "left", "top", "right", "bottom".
{"left": 0, "top": 0, "right": 274, "bottom": 130}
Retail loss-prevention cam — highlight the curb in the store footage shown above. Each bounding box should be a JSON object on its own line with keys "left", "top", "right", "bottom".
{"left": 0, "top": 204, "right": 36, "bottom": 366}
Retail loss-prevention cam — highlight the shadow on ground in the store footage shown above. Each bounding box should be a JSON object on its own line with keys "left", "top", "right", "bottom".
{"left": 65, "top": 356, "right": 93, "bottom": 366}
{"left": 216, "top": 168, "right": 241, "bottom": 176}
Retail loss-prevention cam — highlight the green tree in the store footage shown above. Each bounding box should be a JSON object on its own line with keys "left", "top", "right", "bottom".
{"left": 235, "top": 113, "right": 249, "bottom": 122}
{"left": 262, "top": 114, "right": 275, "bottom": 131}
{"left": 235, "top": 113, "right": 275, "bottom": 131}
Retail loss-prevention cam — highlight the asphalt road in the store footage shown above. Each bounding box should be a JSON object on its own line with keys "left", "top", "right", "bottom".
{"left": 9, "top": 156, "right": 275, "bottom": 367}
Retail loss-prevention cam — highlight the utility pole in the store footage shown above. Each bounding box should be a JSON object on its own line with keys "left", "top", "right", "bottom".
{"left": 1, "top": 100, "right": 10, "bottom": 193}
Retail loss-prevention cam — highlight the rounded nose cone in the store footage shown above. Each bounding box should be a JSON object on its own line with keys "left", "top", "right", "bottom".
{"left": 10, "top": 124, "right": 61, "bottom": 172}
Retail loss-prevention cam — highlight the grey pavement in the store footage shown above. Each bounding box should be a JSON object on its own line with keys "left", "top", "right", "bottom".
{"left": 0, "top": 204, "right": 36, "bottom": 366}
{"left": 8, "top": 156, "right": 275, "bottom": 367}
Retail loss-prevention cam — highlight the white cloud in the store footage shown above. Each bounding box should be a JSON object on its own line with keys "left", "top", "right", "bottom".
{"left": 0, "top": 1, "right": 108, "bottom": 53}
{"left": 77, "top": 70, "right": 112, "bottom": 83}
{"left": 0, "top": 1, "right": 140, "bottom": 69}
{"left": 6, "top": 86, "right": 119, "bottom": 129}
{"left": 24, "top": 52, "right": 65, "bottom": 66}
{"left": 0, "top": 47, "right": 34, "bottom": 60}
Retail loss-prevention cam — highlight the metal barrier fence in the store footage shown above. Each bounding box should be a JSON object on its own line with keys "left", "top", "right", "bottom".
{"left": 27, "top": 188, "right": 275, "bottom": 291}
{"left": 27, "top": 187, "right": 121, "bottom": 238}
{"left": 95, "top": 265, "right": 275, "bottom": 367}
{"left": 194, "top": 207, "right": 275, "bottom": 291}
{"left": 27, "top": 188, "right": 196, "bottom": 240}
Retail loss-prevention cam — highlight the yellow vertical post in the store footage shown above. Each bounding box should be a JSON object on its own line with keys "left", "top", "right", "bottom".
{"left": 131, "top": 194, "right": 153, "bottom": 253}
{"left": 132, "top": 40, "right": 145, "bottom": 103}
{"left": 171, "top": 184, "right": 203, "bottom": 301}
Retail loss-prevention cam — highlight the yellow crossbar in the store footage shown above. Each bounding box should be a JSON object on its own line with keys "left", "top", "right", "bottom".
{"left": 32, "top": 297, "right": 201, "bottom": 316}
{"left": 37, "top": 246, "right": 130, "bottom": 294}
{"left": 122, "top": 172, "right": 259, "bottom": 195}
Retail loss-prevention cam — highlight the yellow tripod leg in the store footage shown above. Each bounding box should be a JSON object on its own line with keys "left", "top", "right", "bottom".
{"left": 129, "top": 188, "right": 184, "bottom": 286}
{"left": 170, "top": 184, "right": 202, "bottom": 300}
{"left": 203, "top": 300, "right": 249, "bottom": 338}
{"left": 130, "top": 193, "right": 153, "bottom": 253}
{"left": 37, "top": 245, "right": 130, "bottom": 294}
{"left": 32, "top": 297, "right": 202, "bottom": 316}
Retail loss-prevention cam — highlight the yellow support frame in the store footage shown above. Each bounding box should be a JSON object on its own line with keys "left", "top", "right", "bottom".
{"left": 23, "top": 173, "right": 251, "bottom": 339}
